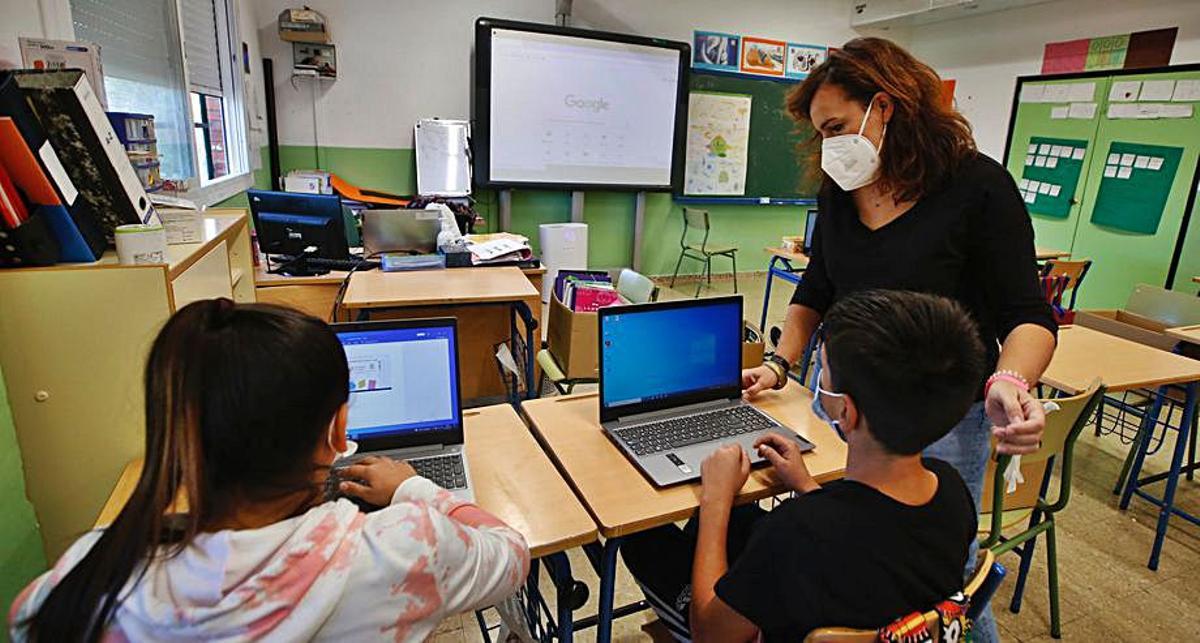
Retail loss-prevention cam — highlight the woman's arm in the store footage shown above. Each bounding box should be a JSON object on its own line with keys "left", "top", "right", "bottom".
{"left": 990, "top": 323, "right": 1056, "bottom": 454}
{"left": 743, "top": 304, "right": 822, "bottom": 396}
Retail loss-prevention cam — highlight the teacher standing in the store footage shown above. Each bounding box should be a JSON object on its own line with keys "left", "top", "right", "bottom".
{"left": 742, "top": 38, "right": 1057, "bottom": 642}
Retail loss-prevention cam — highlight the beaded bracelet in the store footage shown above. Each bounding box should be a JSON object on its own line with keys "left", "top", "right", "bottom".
{"left": 985, "top": 369, "right": 1030, "bottom": 398}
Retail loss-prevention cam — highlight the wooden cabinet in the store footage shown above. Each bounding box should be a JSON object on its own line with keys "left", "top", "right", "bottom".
{"left": 0, "top": 210, "right": 254, "bottom": 558}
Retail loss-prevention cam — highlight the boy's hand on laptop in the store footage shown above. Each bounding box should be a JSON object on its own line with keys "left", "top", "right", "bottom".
{"left": 755, "top": 433, "right": 820, "bottom": 494}
{"left": 339, "top": 456, "right": 418, "bottom": 506}
{"left": 987, "top": 381, "right": 1045, "bottom": 455}
{"left": 741, "top": 366, "right": 779, "bottom": 398}
{"left": 700, "top": 445, "right": 751, "bottom": 508}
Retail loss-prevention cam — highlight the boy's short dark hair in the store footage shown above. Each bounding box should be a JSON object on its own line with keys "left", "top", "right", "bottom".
{"left": 823, "top": 290, "right": 986, "bottom": 455}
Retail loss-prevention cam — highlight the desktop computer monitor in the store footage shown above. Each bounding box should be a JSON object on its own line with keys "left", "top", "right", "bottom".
{"left": 248, "top": 190, "right": 351, "bottom": 261}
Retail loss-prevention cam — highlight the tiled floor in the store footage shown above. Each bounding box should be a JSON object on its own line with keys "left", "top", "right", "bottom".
{"left": 436, "top": 272, "right": 1200, "bottom": 642}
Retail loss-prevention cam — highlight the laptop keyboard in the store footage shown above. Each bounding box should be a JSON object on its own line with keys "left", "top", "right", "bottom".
{"left": 409, "top": 453, "right": 469, "bottom": 491}
{"left": 613, "top": 406, "right": 776, "bottom": 456}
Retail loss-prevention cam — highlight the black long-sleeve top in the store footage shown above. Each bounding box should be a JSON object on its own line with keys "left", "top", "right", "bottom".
{"left": 792, "top": 152, "right": 1058, "bottom": 379}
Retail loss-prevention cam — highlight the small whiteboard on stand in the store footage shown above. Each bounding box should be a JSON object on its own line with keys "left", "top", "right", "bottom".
{"left": 415, "top": 118, "right": 472, "bottom": 197}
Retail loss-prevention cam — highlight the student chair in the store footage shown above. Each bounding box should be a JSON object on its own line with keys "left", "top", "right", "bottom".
{"left": 1039, "top": 259, "right": 1092, "bottom": 310}
{"left": 669, "top": 208, "right": 739, "bottom": 297}
{"left": 804, "top": 549, "right": 1004, "bottom": 643}
{"left": 536, "top": 268, "right": 658, "bottom": 395}
{"left": 979, "top": 380, "right": 1106, "bottom": 640}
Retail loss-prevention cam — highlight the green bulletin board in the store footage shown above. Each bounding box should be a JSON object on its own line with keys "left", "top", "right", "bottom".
{"left": 1017, "top": 136, "right": 1088, "bottom": 218}
{"left": 1090, "top": 142, "right": 1183, "bottom": 234}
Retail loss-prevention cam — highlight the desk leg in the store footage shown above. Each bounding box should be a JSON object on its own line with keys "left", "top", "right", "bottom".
{"left": 1115, "top": 387, "right": 1166, "bottom": 497}
{"left": 1146, "top": 382, "right": 1197, "bottom": 570}
{"left": 759, "top": 256, "right": 779, "bottom": 333}
{"left": 543, "top": 552, "right": 579, "bottom": 643}
{"left": 584, "top": 538, "right": 623, "bottom": 643}
{"left": 513, "top": 300, "right": 538, "bottom": 401}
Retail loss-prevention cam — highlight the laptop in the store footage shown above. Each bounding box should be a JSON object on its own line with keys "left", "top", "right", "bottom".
{"left": 599, "top": 296, "right": 814, "bottom": 486}
{"left": 330, "top": 318, "right": 473, "bottom": 503}
{"left": 362, "top": 209, "right": 441, "bottom": 257}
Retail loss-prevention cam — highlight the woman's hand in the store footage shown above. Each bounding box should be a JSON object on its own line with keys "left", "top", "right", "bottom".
{"left": 700, "top": 445, "right": 751, "bottom": 509}
{"left": 338, "top": 456, "right": 418, "bottom": 506}
{"left": 986, "top": 380, "right": 1045, "bottom": 455}
{"left": 741, "top": 365, "right": 780, "bottom": 398}
{"left": 754, "top": 433, "right": 820, "bottom": 494}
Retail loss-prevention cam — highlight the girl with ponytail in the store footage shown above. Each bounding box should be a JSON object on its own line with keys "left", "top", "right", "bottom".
{"left": 10, "top": 299, "right": 529, "bottom": 642}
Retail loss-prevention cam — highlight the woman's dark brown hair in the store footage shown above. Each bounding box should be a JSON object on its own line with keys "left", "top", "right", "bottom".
{"left": 21, "top": 299, "right": 350, "bottom": 641}
{"left": 787, "top": 37, "right": 976, "bottom": 202}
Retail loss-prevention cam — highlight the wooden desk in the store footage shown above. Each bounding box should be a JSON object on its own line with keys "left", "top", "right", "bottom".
{"left": 1166, "top": 324, "right": 1200, "bottom": 347}
{"left": 1042, "top": 324, "right": 1200, "bottom": 571}
{"left": 760, "top": 247, "right": 810, "bottom": 332}
{"left": 1041, "top": 325, "right": 1200, "bottom": 394}
{"left": 522, "top": 384, "right": 847, "bottom": 640}
{"left": 256, "top": 266, "right": 543, "bottom": 401}
{"left": 342, "top": 267, "right": 539, "bottom": 309}
{"left": 95, "top": 404, "right": 597, "bottom": 557}
{"left": 1036, "top": 247, "right": 1070, "bottom": 261}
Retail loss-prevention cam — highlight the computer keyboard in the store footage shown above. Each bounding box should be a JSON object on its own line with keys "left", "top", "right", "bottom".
{"left": 613, "top": 406, "right": 777, "bottom": 456}
{"left": 274, "top": 255, "right": 381, "bottom": 271}
{"left": 409, "top": 453, "right": 468, "bottom": 490}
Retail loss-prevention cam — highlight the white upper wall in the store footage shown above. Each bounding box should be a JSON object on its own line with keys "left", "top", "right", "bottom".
{"left": 253, "top": 0, "right": 898, "bottom": 149}
{"left": 0, "top": 0, "right": 75, "bottom": 68}
{"left": 910, "top": 0, "right": 1200, "bottom": 159}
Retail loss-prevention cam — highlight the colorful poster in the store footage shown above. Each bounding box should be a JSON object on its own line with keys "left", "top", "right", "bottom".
{"left": 1019, "top": 136, "right": 1089, "bottom": 218}
{"left": 740, "top": 36, "right": 785, "bottom": 77}
{"left": 786, "top": 43, "right": 826, "bottom": 79}
{"left": 683, "top": 92, "right": 752, "bottom": 196}
{"left": 1041, "top": 28, "right": 1176, "bottom": 74}
{"left": 1091, "top": 142, "right": 1183, "bottom": 234}
{"left": 693, "top": 31, "right": 740, "bottom": 72}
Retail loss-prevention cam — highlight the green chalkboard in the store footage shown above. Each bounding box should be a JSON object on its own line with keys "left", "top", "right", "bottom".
{"left": 685, "top": 72, "right": 820, "bottom": 200}
{"left": 1017, "top": 136, "right": 1089, "bottom": 218}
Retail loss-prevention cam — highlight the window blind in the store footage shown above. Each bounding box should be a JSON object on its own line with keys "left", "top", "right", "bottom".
{"left": 181, "top": 0, "right": 223, "bottom": 96}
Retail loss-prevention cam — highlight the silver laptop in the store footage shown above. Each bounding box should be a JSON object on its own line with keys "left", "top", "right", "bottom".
{"left": 331, "top": 317, "right": 473, "bottom": 502}
{"left": 599, "top": 296, "right": 814, "bottom": 487}
{"left": 362, "top": 209, "right": 441, "bottom": 256}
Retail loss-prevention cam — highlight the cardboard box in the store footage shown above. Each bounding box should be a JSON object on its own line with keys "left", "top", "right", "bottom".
{"left": 1074, "top": 309, "right": 1177, "bottom": 351}
{"left": 741, "top": 339, "right": 764, "bottom": 370}
{"left": 547, "top": 292, "right": 600, "bottom": 380}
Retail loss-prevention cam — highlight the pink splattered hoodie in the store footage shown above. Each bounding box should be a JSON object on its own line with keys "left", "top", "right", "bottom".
{"left": 9, "top": 476, "right": 531, "bottom": 642}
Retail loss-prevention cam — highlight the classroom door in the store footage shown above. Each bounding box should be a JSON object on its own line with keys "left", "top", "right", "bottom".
{"left": 1070, "top": 69, "right": 1200, "bottom": 308}
{"left": 1006, "top": 77, "right": 1110, "bottom": 256}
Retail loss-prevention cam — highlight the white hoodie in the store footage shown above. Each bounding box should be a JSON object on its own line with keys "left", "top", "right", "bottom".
{"left": 9, "top": 476, "right": 530, "bottom": 642}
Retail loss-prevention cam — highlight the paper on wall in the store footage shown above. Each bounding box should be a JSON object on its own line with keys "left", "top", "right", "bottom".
{"left": 1047, "top": 157, "right": 1059, "bottom": 169}
{"left": 1050, "top": 105, "right": 1069, "bottom": 119}
{"left": 1038, "top": 182, "right": 1052, "bottom": 195}
{"left": 1035, "top": 156, "right": 1047, "bottom": 167}
{"left": 1104, "top": 166, "right": 1117, "bottom": 178}
{"left": 1067, "top": 82, "right": 1096, "bottom": 102}
{"left": 1120, "top": 154, "right": 1136, "bottom": 166}
{"left": 1043, "top": 84, "right": 1071, "bottom": 103}
{"left": 1068, "top": 102, "right": 1097, "bottom": 119}
{"left": 1172, "top": 79, "right": 1200, "bottom": 102}
{"left": 1107, "top": 153, "right": 1120, "bottom": 164}
{"left": 1028, "top": 143, "right": 1038, "bottom": 154}
{"left": 1049, "top": 185, "right": 1061, "bottom": 197}
{"left": 1134, "top": 156, "right": 1150, "bottom": 169}
{"left": 1158, "top": 103, "right": 1194, "bottom": 119}
{"left": 1019, "top": 179, "right": 1030, "bottom": 190}
{"left": 1019, "top": 84, "right": 1046, "bottom": 103}
{"left": 1024, "top": 191, "right": 1036, "bottom": 204}
{"left": 1117, "top": 167, "right": 1133, "bottom": 179}
{"left": 1025, "top": 156, "right": 1034, "bottom": 166}
{"left": 1072, "top": 148, "right": 1085, "bottom": 160}
{"left": 1109, "top": 81, "right": 1141, "bottom": 102}
{"left": 1029, "top": 180, "right": 1042, "bottom": 192}
{"left": 1139, "top": 79, "right": 1176, "bottom": 101}
{"left": 1148, "top": 157, "right": 1164, "bottom": 171}
{"left": 1039, "top": 144, "right": 1052, "bottom": 154}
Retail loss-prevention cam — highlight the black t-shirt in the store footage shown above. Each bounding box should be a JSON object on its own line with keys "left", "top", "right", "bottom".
{"left": 715, "top": 458, "right": 976, "bottom": 641}
{"left": 791, "top": 153, "right": 1057, "bottom": 378}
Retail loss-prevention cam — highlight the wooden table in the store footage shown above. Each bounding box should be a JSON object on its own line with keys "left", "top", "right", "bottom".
{"left": 1192, "top": 276, "right": 1199, "bottom": 285}
{"left": 1166, "top": 324, "right": 1200, "bottom": 347}
{"left": 1036, "top": 247, "right": 1070, "bottom": 261}
{"left": 94, "top": 404, "right": 598, "bottom": 638}
{"left": 759, "top": 247, "right": 810, "bottom": 332}
{"left": 1042, "top": 325, "right": 1200, "bottom": 570}
{"left": 329, "top": 267, "right": 542, "bottom": 402}
{"left": 522, "top": 384, "right": 847, "bottom": 641}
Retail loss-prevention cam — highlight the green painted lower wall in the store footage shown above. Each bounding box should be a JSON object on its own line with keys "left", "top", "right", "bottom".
{"left": 229, "top": 144, "right": 805, "bottom": 276}
{"left": 0, "top": 365, "right": 47, "bottom": 633}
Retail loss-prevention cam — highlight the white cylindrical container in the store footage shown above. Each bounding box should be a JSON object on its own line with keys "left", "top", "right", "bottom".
{"left": 114, "top": 223, "right": 167, "bottom": 265}
{"left": 539, "top": 222, "right": 588, "bottom": 304}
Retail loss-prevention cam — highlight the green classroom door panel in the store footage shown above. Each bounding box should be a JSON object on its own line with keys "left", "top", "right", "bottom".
{"left": 1069, "top": 69, "right": 1200, "bottom": 309}
{"left": 1090, "top": 142, "right": 1183, "bottom": 234}
{"left": 1017, "top": 136, "right": 1089, "bottom": 218}
{"left": 1005, "top": 77, "right": 1110, "bottom": 255}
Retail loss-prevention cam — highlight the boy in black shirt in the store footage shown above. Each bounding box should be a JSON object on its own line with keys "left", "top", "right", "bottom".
{"left": 621, "top": 290, "right": 984, "bottom": 642}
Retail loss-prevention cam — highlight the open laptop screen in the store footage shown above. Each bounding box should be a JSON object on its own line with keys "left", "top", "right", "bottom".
{"left": 335, "top": 320, "right": 462, "bottom": 447}
{"left": 599, "top": 296, "right": 742, "bottom": 421}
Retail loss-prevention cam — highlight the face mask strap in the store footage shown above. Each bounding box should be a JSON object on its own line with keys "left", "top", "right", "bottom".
{"left": 857, "top": 98, "right": 875, "bottom": 136}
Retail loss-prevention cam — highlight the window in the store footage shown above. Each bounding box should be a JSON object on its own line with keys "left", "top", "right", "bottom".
{"left": 70, "top": 0, "right": 251, "bottom": 205}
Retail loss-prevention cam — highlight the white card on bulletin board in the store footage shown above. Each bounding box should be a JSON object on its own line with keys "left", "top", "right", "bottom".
{"left": 415, "top": 118, "right": 472, "bottom": 197}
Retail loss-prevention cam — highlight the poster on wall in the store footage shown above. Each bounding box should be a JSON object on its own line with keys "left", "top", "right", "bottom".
{"left": 1017, "top": 136, "right": 1089, "bottom": 218}
{"left": 1090, "top": 141, "right": 1182, "bottom": 234}
{"left": 740, "top": 36, "right": 786, "bottom": 77}
{"left": 786, "top": 43, "right": 826, "bottom": 79}
{"left": 1041, "top": 27, "right": 1177, "bottom": 75}
{"left": 683, "top": 92, "right": 752, "bottom": 195}
{"left": 693, "top": 31, "right": 740, "bottom": 73}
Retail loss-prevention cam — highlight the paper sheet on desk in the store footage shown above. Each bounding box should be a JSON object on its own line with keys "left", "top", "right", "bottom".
{"left": 466, "top": 235, "right": 533, "bottom": 264}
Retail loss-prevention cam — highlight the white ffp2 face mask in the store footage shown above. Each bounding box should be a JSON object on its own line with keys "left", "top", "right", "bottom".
{"left": 820, "top": 99, "right": 885, "bottom": 192}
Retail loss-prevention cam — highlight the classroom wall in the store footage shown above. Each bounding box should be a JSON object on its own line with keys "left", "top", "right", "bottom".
{"left": 250, "top": 0, "right": 904, "bottom": 273}
{"left": 910, "top": 0, "right": 1200, "bottom": 295}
